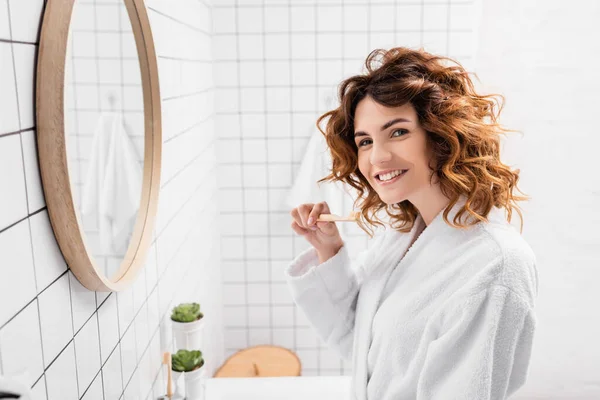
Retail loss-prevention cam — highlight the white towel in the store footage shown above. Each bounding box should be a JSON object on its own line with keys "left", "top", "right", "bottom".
{"left": 285, "top": 130, "right": 356, "bottom": 236}
{"left": 81, "top": 112, "right": 142, "bottom": 255}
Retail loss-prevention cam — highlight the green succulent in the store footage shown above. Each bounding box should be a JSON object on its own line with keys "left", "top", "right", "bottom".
{"left": 171, "top": 303, "right": 204, "bottom": 323}
{"left": 171, "top": 349, "right": 204, "bottom": 372}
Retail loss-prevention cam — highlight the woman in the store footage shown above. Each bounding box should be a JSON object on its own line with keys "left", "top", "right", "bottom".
{"left": 286, "top": 47, "right": 539, "bottom": 400}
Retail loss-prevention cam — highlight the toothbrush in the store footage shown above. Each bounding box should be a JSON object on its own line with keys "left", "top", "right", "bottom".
{"left": 163, "top": 352, "right": 173, "bottom": 398}
{"left": 317, "top": 211, "right": 360, "bottom": 222}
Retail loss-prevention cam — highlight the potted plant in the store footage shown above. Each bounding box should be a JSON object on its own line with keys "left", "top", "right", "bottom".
{"left": 171, "top": 349, "right": 205, "bottom": 400}
{"left": 171, "top": 302, "right": 205, "bottom": 350}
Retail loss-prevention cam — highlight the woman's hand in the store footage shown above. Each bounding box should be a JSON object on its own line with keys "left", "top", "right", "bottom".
{"left": 290, "top": 201, "right": 344, "bottom": 263}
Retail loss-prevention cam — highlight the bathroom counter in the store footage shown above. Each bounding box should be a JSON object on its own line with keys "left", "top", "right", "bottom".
{"left": 204, "top": 375, "right": 351, "bottom": 400}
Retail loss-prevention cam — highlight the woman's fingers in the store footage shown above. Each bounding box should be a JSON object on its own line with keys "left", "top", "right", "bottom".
{"left": 291, "top": 220, "right": 309, "bottom": 236}
{"left": 307, "top": 202, "right": 325, "bottom": 226}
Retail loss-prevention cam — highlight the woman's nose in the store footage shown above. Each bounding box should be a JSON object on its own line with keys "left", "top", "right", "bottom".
{"left": 370, "top": 142, "right": 392, "bottom": 165}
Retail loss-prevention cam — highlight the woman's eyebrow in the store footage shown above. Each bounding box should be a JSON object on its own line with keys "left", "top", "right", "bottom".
{"left": 354, "top": 117, "right": 411, "bottom": 138}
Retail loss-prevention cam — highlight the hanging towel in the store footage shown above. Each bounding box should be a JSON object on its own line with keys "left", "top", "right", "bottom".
{"left": 81, "top": 112, "right": 142, "bottom": 255}
{"left": 285, "top": 130, "right": 356, "bottom": 237}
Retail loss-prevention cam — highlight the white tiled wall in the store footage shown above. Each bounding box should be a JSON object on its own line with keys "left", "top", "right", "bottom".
{"left": 0, "top": 1, "right": 223, "bottom": 400}
{"left": 213, "top": 0, "right": 477, "bottom": 376}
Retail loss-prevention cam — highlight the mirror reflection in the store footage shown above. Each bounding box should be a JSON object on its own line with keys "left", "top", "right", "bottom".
{"left": 64, "top": 0, "right": 144, "bottom": 281}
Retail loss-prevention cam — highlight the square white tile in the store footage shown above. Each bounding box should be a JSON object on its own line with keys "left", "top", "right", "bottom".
{"left": 6, "top": 0, "right": 44, "bottom": 42}
{"left": 265, "top": 87, "right": 291, "bottom": 112}
{"left": 290, "top": 6, "right": 315, "bottom": 32}
{"left": 222, "top": 283, "right": 246, "bottom": 306}
{"left": 134, "top": 305, "right": 149, "bottom": 363}
{"left": 343, "top": 5, "right": 368, "bottom": 32}
{"left": 0, "top": 219, "right": 36, "bottom": 327}
{"left": 29, "top": 210, "right": 68, "bottom": 292}
{"left": 247, "top": 306, "right": 270, "bottom": 327}
{"left": 265, "top": 61, "right": 290, "bottom": 86}
{"left": 246, "top": 283, "right": 270, "bottom": 305}
{"left": 264, "top": 6, "right": 289, "bottom": 33}
{"left": 238, "top": 60, "right": 264, "bottom": 87}
{"left": 248, "top": 327, "right": 270, "bottom": 346}
{"left": 423, "top": 3, "right": 449, "bottom": 31}
{"left": 241, "top": 114, "right": 266, "bottom": 138}
{"left": 370, "top": 4, "right": 396, "bottom": 32}
{"left": 20, "top": 130, "right": 45, "bottom": 211}
{"left": 97, "top": 293, "right": 119, "bottom": 365}
{"left": 0, "top": 43, "right": 19, "bottom": 134}
{"left": 237, "top": 34, "right": 263, "bottom": 60}
{"left": 0, "top": 134, "right": 27, "bottom": 230}
{"left": 45, "top": 342, "right": 78, "bottom": 400}
{"left": 265, "top": 35, "right": 289, "bottom": 60}
{"left": 238, "top": 7, "right": 262, "bottom": 33}
{"left": 0, "top": 300, "right": 44, "bottom": 386}
{"left": 212, "top": 34, "right": 237, "bottom": 61}
{"left": 102, "top": 344, "right": 123, "bottom": 400}
{"left": 117, "top": 289, "right": 135, "bottom": 336}
{"left": 12, "top": 43, "right": 35, "bottom": 129}
{"left": 211, "top": 7, "right": 236, "bottom": 34}
{"left": 69, "top": 272, "right": 96, "bottom": 333}
{"left": 224, "top": 328, "right": 248, "bottom": 349}
{"left": 272, "top": 305, "right": 294, "bottom": 327}
{"left": 291, "top": 34, "right": 315, "bottom": 60}
{"left": 272, "top": 327, "right": 294, "bottom": 349}
{"left": 74, "top": 316, "right": 101, "bottom": 396}
{"left": 239, "top": 88, "right": 265, "bottom": 113}
{"left": 0, "top": 0, "right": 10, "bottom": 40}
{"left": 270, "top": 282, "right": 292, "bottom": 304}
{"left": 120, "top": 324, "right": 137, "bottom": 386}
{"left": 38, "top": 273, "right": 73, "bottom": 367}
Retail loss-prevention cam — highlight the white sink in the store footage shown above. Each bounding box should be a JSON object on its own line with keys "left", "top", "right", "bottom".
{"left": 204, "top": 376, "right": 351, "bottom": 400}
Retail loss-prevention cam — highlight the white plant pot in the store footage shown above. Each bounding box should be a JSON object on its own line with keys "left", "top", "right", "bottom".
{"left": 183, "top": 365, "right": 206, "bottom": 400}
{"left": 171, "top": 317, "right": 205, "bottom": 351}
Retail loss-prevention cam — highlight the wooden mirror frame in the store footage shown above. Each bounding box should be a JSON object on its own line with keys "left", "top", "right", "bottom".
{"left": 36, "top": 0, "right": 161, "bottom": 291}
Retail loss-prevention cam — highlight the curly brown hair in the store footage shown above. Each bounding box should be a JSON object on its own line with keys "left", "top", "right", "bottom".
{"left": 316, "top": 47, "right": 530, "bottom": 237}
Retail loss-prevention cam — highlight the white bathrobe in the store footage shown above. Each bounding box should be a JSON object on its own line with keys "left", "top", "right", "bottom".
{"left": 285, "top": 196, "right": 538, "bottom": 400}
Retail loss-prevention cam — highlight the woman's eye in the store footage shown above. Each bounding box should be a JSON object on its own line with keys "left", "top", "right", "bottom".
{"left": 358, "top": 139, "right": 372, "bottom": 147}
{"left": 392, "top": 129, "right": 408, "bottom": 137}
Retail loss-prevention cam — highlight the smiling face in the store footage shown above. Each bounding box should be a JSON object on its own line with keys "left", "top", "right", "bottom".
{"left": 353, "top": 96, "right": 436, "bottom": 206}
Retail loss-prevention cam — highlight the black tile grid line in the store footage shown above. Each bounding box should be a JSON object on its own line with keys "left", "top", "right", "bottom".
{"left": 213, "top": 54, "right": 473, "bottom": 62}
{"left": 286, "top": 0, "right": 297, "bottom": 356}
{"left": 212, "top": 28, "right": 471, "bottom": 36}
{"left": 70, "top": 82, "right": 141, "bottom": 88}
{"left": 213, "top": 1, "right": 473, "bottom": 8}
{"left": 164, "top": 115, "right": 213, "bottom": 144}
{"left": 147, "top": 6, "right": 210, "bottom": 36}
{"left": 159, "top": 137, "right": 216, "bottom": 189}
{"left": 72, "top": 55, "right": 138, "bottom": 61}
{"left": 162, "top": 87, "right": 214, "bottom": 102}
{"left": 0, "top": 38, "right": 37, "bottom": 45}
{"left": 233, "top": 0, "right": 251, "bottom": 351}
{"left": 260, "top": 0, "right": 274, "bottom": 346}
{"left": 157, "top": 55, "right": 212, "bottom": 63}
{"left": 0, "top": 126, "right": 35, "bottom": 138}
{"left": 313, "top": 1, "right": 321, "bottom": 374}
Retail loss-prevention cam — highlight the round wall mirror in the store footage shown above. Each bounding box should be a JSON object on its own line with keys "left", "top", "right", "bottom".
{"left": 36, "top": 0, "right": 161, "bottom": 291}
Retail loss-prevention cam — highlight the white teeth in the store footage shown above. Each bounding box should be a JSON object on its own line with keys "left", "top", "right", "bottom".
{"left": 379, "top": 170, "right": 405, "bottom": 182}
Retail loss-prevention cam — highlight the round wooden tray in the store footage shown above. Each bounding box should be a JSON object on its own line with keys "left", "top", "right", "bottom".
{"left": 214, "top": 345, "right": 301, "bottom": 378}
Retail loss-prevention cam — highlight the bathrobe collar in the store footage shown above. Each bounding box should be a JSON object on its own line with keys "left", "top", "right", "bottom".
{"left": 352, "top": 194, "right": 495, "bottom": 398}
